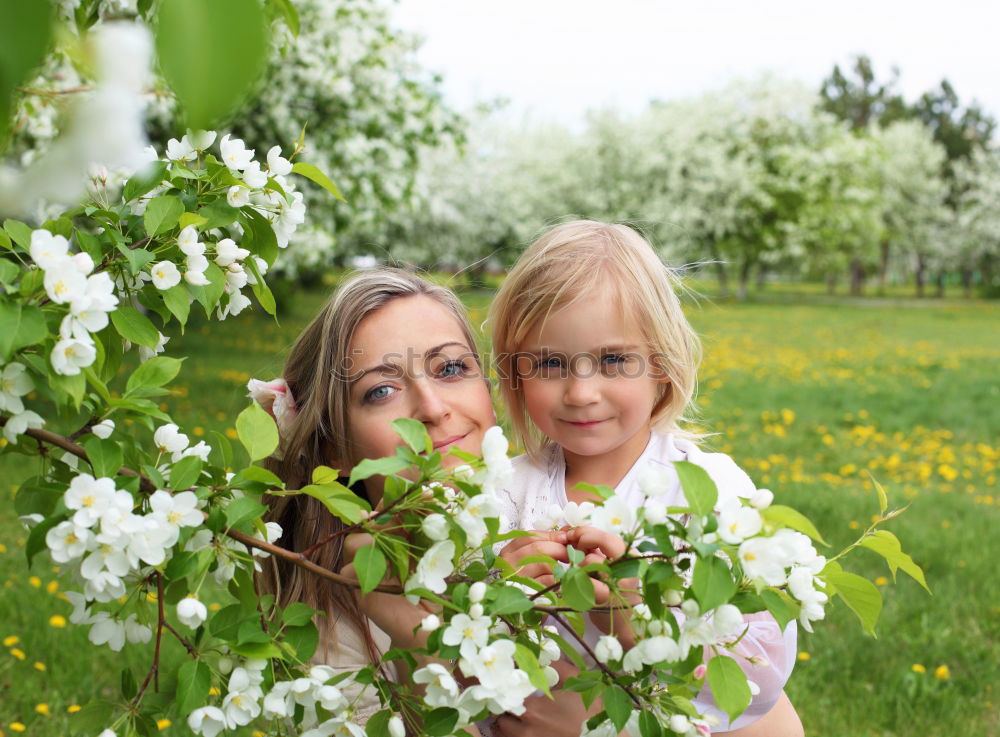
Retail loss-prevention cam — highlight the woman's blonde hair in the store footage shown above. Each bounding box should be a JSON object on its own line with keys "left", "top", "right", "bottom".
{"left": 260, "top": 267, "right": 482, "bottom": 660}
{"left": 489, "top": 220, "right": 700, "bottom": 454}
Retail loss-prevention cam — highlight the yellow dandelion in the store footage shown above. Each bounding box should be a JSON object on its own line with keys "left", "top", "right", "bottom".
{"left": 193, "top": 426, "right": 205, "bottom": 437}
{"left": 875, "top": 576, "right": 889, "bottom": 586}
{"left": 912, "top": 664, "right": 926, "bottom": 674}
{"left": 0, "top": 542, "right": 7, "bottom": 553}
{"left": 797, "top": 652, "right": 811, "bottom": 661}
{"left": 941, "top": 520, "right": 952, "bottom": 529}
{"left": 34, "top": 661, "right": 46, "bottom": 671}
{"left": 49, "top": 615, "right": 67, "bottom": 628}
{"left": 28, "top": 575, "right": 41, "bottom": 588}
{"left": 848, "top": 520, "right": 860, "bottom": 530}
{"left": 253, "top": 731, "right": 266, "bottom": 737}
{"left": 934, "top": 665, "right": 950, "bottom": 680}
{"left": 225, "top": 427, "right": 239, "bottom": 439}
{"left": 36, "top": 703, "right": 50, "bottom": 716}
{"left": 67, "top": 704, "right": 82, "bottom": 713}
{"left": 10, "top": 723, "right": 26, "bottom": 732}
{"left": 209, "top": 602, "right": 221, "bottom": 611}
{"left": 46, "top": 580, "right": 58, "bottom": 593}
{"left": 209, "top": 686, "right": 221, "bottom": 696}
{"left": 11, "top": 647, "right": 26, "bottom": 660}
{"left": 157, "top": 719, "right": 172, "bottom": 730}
{"left": 3, "top": 635, "right": 19, "bottom": 646}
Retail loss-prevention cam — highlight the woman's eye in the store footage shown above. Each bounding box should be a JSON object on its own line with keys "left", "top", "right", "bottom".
{"left": 364, "top": 385, "right": 396, "bottom": 402}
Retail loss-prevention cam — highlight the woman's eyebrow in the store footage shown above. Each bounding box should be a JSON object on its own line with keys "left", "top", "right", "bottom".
{"left": 350, "top": 341, "right": 470, "bottom": 385}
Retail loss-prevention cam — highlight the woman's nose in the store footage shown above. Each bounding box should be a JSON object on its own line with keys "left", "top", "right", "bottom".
{"left": 411, "top": 379, "right": 450, "bottom": 424}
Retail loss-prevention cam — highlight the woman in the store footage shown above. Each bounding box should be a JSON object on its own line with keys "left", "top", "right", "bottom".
{"left": 256, "top": 268, "right": 802, "bottom": 736}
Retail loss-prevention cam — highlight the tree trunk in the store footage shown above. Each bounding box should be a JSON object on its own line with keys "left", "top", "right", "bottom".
{"left": 738, "top": 259, "right": 752, "bottom": 301}
{"left": 706, "top": 242, "right": 730, "bottom": 298}
{"left": 756, "top": 263, "right": 767, "bottom": 290}
{"left": 982, "top": 253, "right": 995, "bottom": 293}
{"left": 849, "top": 258, "right": 864, "bottom": 297}
{"left": 961, "top": 267, "right": 973, "bottom": 298}
{"left": 878, "top": 239, "right": 890, "bottom": 295}
{"left": 935, "top": 272, "right": 945, "bottom": 298}
{"left": 915, "top": 253, "right": 926, "bottom": 298}
{"left": 826, "top": 272, "right": 837, "bottom": 295}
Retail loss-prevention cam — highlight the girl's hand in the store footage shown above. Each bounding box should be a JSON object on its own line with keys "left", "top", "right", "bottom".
{"left": 498, "top": 530, "right": 570, "bottom": 585}
{"left": 563, "top": 526, "right": 639, "bottom": 647}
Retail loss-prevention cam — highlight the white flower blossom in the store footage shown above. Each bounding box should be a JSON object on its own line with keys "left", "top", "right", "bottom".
{"left": 405, "top": 540, "right": 455, "bottom": 597}
{"left": 44, "top": 261, "right": 88, "bottom": 304}
{"left": 29, "top": 230, "right": 70, "bottom": 269}
{"left": 0, "top": 362, "right": 33, "bottom": 414}
{"left": 51, "top": 336, "right": 97, "bottom": 375}
{"left": 64, "top": 473, "right": 119, "bottom": 527}
{"left": 421, "top": 513, "right": 449, "bottom": 541}
{"left": 420, "top": 614, "right": 441, "bottom": 632}
{"left": 442, "top": 612, "right": 490, "bottom": 653}
{"left": 220, "top": 134, "right": 254, "bottom": 171}
{"left": 563, "top": 500, "right": 594, "bottom": 527}
{"left": 177, "top": 596, "right": 208, "bottom": 628}
{"left": 227, "top": 184, "right": 251, "bottom": 208}
{"left": 637, "top": 464, "right": 675, "bottom": 497}
{"left": 480, "top": 425, "right": 513, "bottom": 493}
{"left": 138, "top": 332, "right": 169, "bottom": 363}
{"left": 388, "top": 716, "right": 405, "bottom": 737}
{"left": 166, "top": 137, "right": 196, "bottom": 161}
{"left": 750, "top": 488, "right": 774, "bottom": 509}
{"left": 412, "top": 663, "right": 459, "bottom": 707}
{"left": 45, "top": 520, "right": 93, "bottom": 562}
{"left": 213, "top": 238, "right": 249, "bottom": 267}
{"left": 594, "top": 635, "right": 623, "bottom": 664}
{"left": 178, "top": 226, "right": 203, "bottom": 256}
{"left": 91, "top": 419, "right": 115, "bottom": 439}
{"left": 154, "top": 423, "right": 189, "bottom": 455}
{"left": 150, "top": 260, "right": 181, "bottom": 290}
{"left": 188, "top": 706, "right": 228, "bottom": 737}
{"left": 717, "top": 500, "right": 763, "bottom": 544}
{"left": 590, "top": 495, "right": 637, "bottom": 536}
{"left": 242, "top": 161, "right": 268, "bottom": 188}
{"left": 186, "top": 129, "right": 217, "bottom": 151}
{"left": 266, "top": 145, "right": 292, "bottom": 176}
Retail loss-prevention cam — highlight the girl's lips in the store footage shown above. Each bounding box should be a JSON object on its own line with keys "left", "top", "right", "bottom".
{"left": 564, "top": 419, "right": 606, "bottom": 428}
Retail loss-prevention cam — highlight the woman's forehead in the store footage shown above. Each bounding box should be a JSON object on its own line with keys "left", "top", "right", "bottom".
{"left": 349, "top": 295, "right": 471, "bottom": 363}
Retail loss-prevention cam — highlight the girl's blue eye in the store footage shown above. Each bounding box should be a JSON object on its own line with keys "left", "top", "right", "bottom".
{"left": 537, "top": 356, "right": 563, "bottom": 369}
{"left": 439, "top": 360, "right": 468, "bottom": 378}
{"left": 602, "top": 354, "right": 627, "bottom": 365}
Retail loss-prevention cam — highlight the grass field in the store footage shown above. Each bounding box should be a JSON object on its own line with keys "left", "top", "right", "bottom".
{"left": 1, "top": 283, "right": 997, "bottom": 737}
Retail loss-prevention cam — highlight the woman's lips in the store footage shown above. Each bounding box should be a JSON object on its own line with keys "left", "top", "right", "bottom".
{"left": 433, "top": 432, "right": 468, "bottom": 450}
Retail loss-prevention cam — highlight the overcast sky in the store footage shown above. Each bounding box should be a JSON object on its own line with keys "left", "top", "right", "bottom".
{"left": 393, "top": 0, "right": 1000, "bottom": 128}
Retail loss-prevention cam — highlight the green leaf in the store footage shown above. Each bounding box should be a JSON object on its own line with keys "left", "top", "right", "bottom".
{"left": 120, "top": 667, "right": 138, "bottom": 700}
{"left": 706, "top": 655, "right": 752, "bottom": 724}
{"left": 83, "top": 437, "right": 123, "bottom": 479}
{"left": 110, "top": 305, "right": 160, "bottom": 348}
{"left": 155, "top": 0, "right": 270, "bottom": 128}
{"left": 230, "top": 641, "right": 283, "bottom": 659}
{"left": 3, "top": 219, "right": 33, "bottom": 249}
{"left": 292, "top": 161, "right": 345, "bottom": 201}
{"left": 198, "top": 200, "right": 241, "bottom": 231}
{"left": 161, "top": 283, "right": 191, "bottom": 326}
{"left": 69, "top": 700, "right": 116, "bottom": 736}
{"left": 673, "top": 461, "right": 718, "bottom": 516}
{"left": 869, "top": 473, "right": 888, "bottom": 517}
{"left": 562, "top": 567, "right": 596, "bottom": 611}
{"left": 26, "top": 514, "right": 63, "bottom": 567}
{"left": 231, "top": 465, "right": 284, "bottom": 488}
{"left": 423, "top": 707, "right": 459, "bottom": 737}
{"left": 823, "top": 567, "right": 883, "bottom": 636}
{"left": 244, "top": 253, "right": 276, "bottom": 316}
{"left": 393, "top": 416, "right": 431, "bottom": 454}
{"left": 281, "top": 602, "right": 316, "bottom": 627}
{"left": 0, "top": 301, "right": 47, "bottom": 360}
{"left": 143, "top": 194, "right": 185, "bottom": 237}
{"left": 119, "top": 245, "right": 157, "bottom": 276}
{"left": 127, "top": 356, "right": 183, "bottom": 395}
{"left": 175, "top": 660, "right": 211, "bottom": 718}
{"left": 270, "top": 0, "right": 299, "bottom": 35}
{"left": 299, "top": 483, "right": 370, "bottom": 524}
{"left": 123, "top": 160, "right": 169, "bottom": 202}
{"left": 603, "top": 685, "right": 631, "bottom": 731}
{"left": 0, "top": 230, "right": 10, "bottom": 250}
{"left": 513, "top": 643, "right": 551, "bottom": 696}
{"left": 169, "top": 455, "right": 203, "bottom": 491}
{"left": 859, "top": 530, "right": 930, "bottom": 592}
{"left": 355, "top": 544, "right": 387, "bottom": 595}
{"left": 0, "top": 0, "right": 54, "bottom": 141}
{"left": 242, "top": 206, "right": 278, "bottom": 265}
{"left": 178, "top": 211, "right": 208, "bottom": 230}
{"left": 489, "top": 585, "right": 534, "bottom": 615}
{"left": 283, "top": 622, "right": 319, "bottom": 661}
{"left": 0, "top": 258, "right": 17, "bottom": 285}
{"left": 236, "top": 401, "right": 279, "bottom": 462}
{"left": 187, "top": 261, "right": 227, "bottom": 315}
{"left": 760, "top": 589, "right": 799, "bottom": 631}
{"left": 223, "top": 496, "right": 268, "bottom": 530}
{"left": 348, "top": 456, "right": 410, "bottom": 487}
{"left": 761, "top": 504, "right": 828, "bottom": 545}
{"left": 638, "top": 710, "right": 663, "bottom": 737}
{"left": 366, "top": 710, "right": 391, "bottom": 737}
{"left": 50, "top": 371, "right": 86, "bottom": 409}
{"left": 691, "top": 555, "right": 737, "bottom": 612}
{"left": 312, "top": 465, "right": 340, "bottom": 485}
{"left": 164, "top": 551, "right": 200, "bottom": 581}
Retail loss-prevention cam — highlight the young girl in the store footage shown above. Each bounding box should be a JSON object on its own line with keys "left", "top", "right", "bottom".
{"left": 488, "top": 220, "right": 802, "bottom": 735}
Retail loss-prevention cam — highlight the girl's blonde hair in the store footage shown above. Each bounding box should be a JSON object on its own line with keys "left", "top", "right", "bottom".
{"left": 489, "top": 220, "right": 700, "bottom": 454}
{"left": 260, "top": 268, "right": 482, "bottom": 660}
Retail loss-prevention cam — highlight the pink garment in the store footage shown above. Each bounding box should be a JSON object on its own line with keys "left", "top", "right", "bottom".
{"left": 496, "top": 432, "right": 798, "bottom": 732}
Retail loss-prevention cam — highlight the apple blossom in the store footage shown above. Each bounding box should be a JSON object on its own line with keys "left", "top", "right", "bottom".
{"left": 388, "top": 715, "right": 405, "bottom": 737}
{"left": 188, "top": 706, "right": 228, "bottom": 737}
{"left": 44, "top": 262, "right": 88, "bottom": 305}
{"left": 219, "top": 134, "right": 254, "bottom": 170}
{"left": 150, "top": 260, "right": 181, "bottom": 289}
{"left": 590, "top": 495, "right": 637, "bottom": 535}
{"left": 267, "top": 145, "right": 293, "bottom": 176}
{"left": 421, "top": 513, "right": 449, "bottom": 541}
{"left": 595, "top": 635, "right": 623, "bottom": 664}
{"left": 29, "top": 229, "right": 70, "bottom": 269}
{"left": 420, "top": 614, "right": 441, "bottom": 632}
{"left": 227, "top": 184, "right": 251, "bottom": 208}
{"left": 138, "top": 332, "right": 170, "bottom": 363}
{"left": 154, "top": 423, "right": 189, "bottom": 455}
{"left": 214, "top": 238, "right": 249, "bottom": 267}
{"left": 186, "top": 129, "right": 217, "bottom": 151}
{"left": 242, "top": 161, "right": 268, "bottom": 188}
{"left": 750, "top": 488, "right": 774, "bottom": 509}
{"left": 178, "top": 226, "right": 203, "bottom": 256}
{"left": 166, "top": 137, "right": 196, "bottom": 161}
{"left": 0, "top": 362, "right": 33, "bottom": 414}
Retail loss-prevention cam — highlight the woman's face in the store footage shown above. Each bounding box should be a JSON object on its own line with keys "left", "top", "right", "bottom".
{"left": 344, "top": 295, "right": 495, "bottom": 501}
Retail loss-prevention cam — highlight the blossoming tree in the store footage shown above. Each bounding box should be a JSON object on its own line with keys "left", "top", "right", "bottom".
{"left": 1, "top": 2, "right": 927, "bottom": 736}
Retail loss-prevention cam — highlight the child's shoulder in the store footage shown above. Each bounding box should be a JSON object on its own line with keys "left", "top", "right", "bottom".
{"left": 654, "top": 433, "right": 756, "bottom": 502}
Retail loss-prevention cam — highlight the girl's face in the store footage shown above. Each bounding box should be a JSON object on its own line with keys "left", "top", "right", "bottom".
{"left": 517, "top": 286, "right": 665, "bottom": 473}
{"left": 345, "top": 295, "right": 495, "bottom": 501}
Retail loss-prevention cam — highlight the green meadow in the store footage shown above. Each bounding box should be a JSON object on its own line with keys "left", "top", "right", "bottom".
{"left": 1, "top": 284, "right": 997, "bottom": 737}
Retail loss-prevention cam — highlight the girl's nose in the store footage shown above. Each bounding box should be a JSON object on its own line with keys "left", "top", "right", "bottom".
{"left": 563, "top": 362, "right": 600, "bottom": 406}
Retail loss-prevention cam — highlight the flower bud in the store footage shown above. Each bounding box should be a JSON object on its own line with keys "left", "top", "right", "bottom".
{"left": 594, "top": 635, "right": 623, "bottom": 664}
{"left": 388, "top": 715, "right": 405, "bottom": 737}
{"left": 421, "top": 514, "right": 449, "bottom": 541}
{"left": 469, "top": 581, "right": 487, "bottom": 603}
{"left": 664, "top": 589, "right": 683, "bottom": 606}
{"left": 452, "top": 464, "right": 475, "bottom": 481}
{"left": 420, "top": 614, "right": 440, "bottom": 632}
{"left": 91, "top": 419, "right": 115, "bottom": 439}
{"left": 469, "top": 603, "right": 484, "bottom": 620}
{"left": 751, "top": 488, "right": 774, "bottom": 509}
{"left": 176, "top": 596, "right": 208, "bottom": 628}
{"left": 692, "top": 663, "right": 707, "bottom": 679}
{"left": 669, "top": 715, "right": 690, "bottom": 734}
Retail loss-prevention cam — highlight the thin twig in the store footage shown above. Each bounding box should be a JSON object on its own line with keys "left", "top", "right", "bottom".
{"left": 546, "top": 610, "right": 641, "bottom": 707}
{"left": 163, "top": 621, "right": 198, "bottom": 656}
{"left": 133, "top": 573, "right": 166, "bottom": 704}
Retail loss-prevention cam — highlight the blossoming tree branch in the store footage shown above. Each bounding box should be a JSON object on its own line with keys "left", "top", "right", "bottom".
{"left": 0, "top": 1, "right": 928, "bottom": 737}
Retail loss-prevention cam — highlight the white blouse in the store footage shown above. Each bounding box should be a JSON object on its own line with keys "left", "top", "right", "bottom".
{"left": 496, "top": 432, "right": 798, "bottom": 732}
